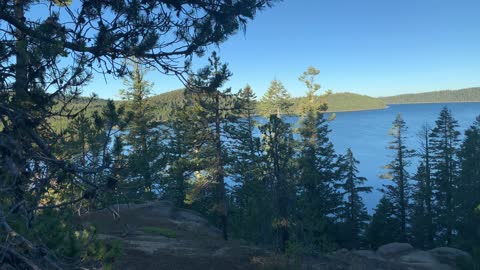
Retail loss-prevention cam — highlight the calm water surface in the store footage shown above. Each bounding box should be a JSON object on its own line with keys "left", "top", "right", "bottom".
{"left": 277, "top": 103, "right": 480, "bottom": 212}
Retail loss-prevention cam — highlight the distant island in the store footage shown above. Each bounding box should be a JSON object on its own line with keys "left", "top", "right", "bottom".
{"left": 380, "top": 87, "right": 480, "bottom": 104}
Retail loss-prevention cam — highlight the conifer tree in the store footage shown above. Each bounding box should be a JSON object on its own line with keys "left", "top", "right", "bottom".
{"left": 186, "top": 52, "right": 238, "bottom": 240}
{"left": 337, "top": 149, "right": 372, "bottom": 248}
{"left": 229, "top": 85, "right": 273, "bottom": 244}
{"left": 296, "top": 66, "right": 341, "bottom": 251}
{"left": 120, "top": 62, "right": 164, "bottom": 199}
{"left": 260, "top": 79, "right": 293, "bottom": 116}
{"left": 456, "top": 115, "right": 480, "bottom": 250}
{"left": 411, "top": 124, "right": 434, "bottom": 248}
{"left": 367, "top": 196, "right": 400, "bottom": 248}
{"left": 381, "top": 113, "right": 414, "bottom": 242}
{"left": 260, "top": 115, "right": 295, "bottom": 252}
{"left": 429, "top": 107, "right": 460, "bottom": 246}
{"left": 163, "top": 104, "right": 197, "bottom": 207}
{"left": 0, "top": 0, "right": 275, "bottom": 267}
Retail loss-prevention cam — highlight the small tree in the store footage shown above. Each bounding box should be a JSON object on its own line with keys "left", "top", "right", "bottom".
{"left": 367, "top": 196, "right": 400, "bottom": 248}
{"left": 337, "top": 149, "right": 372, "bottom": 248}
{"left": 260, "top": 79, "right": 293, "bottom": 117}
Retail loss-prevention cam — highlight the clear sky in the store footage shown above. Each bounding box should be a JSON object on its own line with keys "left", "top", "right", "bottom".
{"left": 82, "top": 0, "right": 480, "bottom": 100}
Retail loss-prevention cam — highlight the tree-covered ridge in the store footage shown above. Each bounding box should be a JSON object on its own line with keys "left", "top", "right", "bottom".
{"left": 256, "top": 92, "right": 386, "bottom": 115}
{"left": 381, "top": 87, "right": 480, "bottom": 104}
{"left": 49, "top": 90, "right": 386, "bottom": 129}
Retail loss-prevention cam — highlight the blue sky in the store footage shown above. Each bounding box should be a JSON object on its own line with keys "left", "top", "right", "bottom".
{"left": 81, "top": 0, "right": 480, "bottom": 99}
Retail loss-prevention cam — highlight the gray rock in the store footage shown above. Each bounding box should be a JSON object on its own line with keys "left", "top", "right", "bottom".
{"left": 377, "top": 242, "right": 414, "bottom": 257}
{"left": 353, "top": 249, "right": 382, "bottom": 260}
{"left": 399, "top": 250, "right": 454, "bottom": 270}
{"left": 429, "top": 247, "right": 473, "bottom": 268}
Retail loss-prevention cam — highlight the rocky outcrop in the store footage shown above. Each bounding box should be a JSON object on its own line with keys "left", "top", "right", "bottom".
{"left": 81, "top": 202, "right": 473, "bottom": 270}
{"left": 347, "top": 243, "right": 473, "bottom": 270}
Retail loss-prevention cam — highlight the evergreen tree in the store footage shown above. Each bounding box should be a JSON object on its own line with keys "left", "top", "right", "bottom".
{"left": 430, "top": 107, "right": 461, "bottom": 246}
{"left": 337, "top": 149, "right": 372, "bottom": 249}
{"left": 260, "top": 79, "right": 293, "bottom": 116}
{"left": 381, "top": 113, "right": 414, "bottom": 242}
{"left": 0, "top": 0, "right": 274, "bottom": 267}
{"left": 186, "top": 52, "right": 238, "bottom": 240}
{"left": 298, "top": 66, "right": 327, "bottom": 112}
{"left": 367, "top": 196, "right": 400, "bottom": 248}
{"left": 163, "top": 104, "right": 197, "bottom": 207}
{"left": 295, "top": 67, "right": 341, "bottom": 251}
{"left": 411, "top": 124, "right": 435, "bottom": 248}
{"left": 260, "top": 115, "right": 295, "bottom": 252}
{"left": 120, "top": 62, "right": 164, "bottom": 199}
{"left": 456, "top": 115, "right": 480, "bottom": 250}
{"left": 229, "top": 85, "right": 273, "bottom": 244}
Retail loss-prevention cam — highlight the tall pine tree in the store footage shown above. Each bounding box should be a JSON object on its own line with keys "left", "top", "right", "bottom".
{"left": 186, "top": 52, "right": 238, "bottom": 240}
{"left": 381, "top": 113, "right": 414, "bottom": 242}
{"left": 456, "top": 115, "right": 480, "bottom": 251}
{"left": 411, "top": 124, "right": 435, "bottom": 248}
{"left": 260, "top": 115, "right": 295, "bottom": 252}
{"left": 296, "top": 66, "right": 341, "bottom": 251}
{"left": 430, "top": 107, "right": 460, "bottom": 246}
{"left": 120, "top": 62, "right": 164, "bottom": 199}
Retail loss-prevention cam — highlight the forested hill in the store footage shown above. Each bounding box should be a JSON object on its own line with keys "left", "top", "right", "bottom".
{"left": 53, "top": 90, "right": 386, "bottom": 127}
{"left": 380, "top": 87, "right": 480, "bottom": 104}
{"left": 148, "top": 90, "right": 386, "bottom": 120}
{"left": 290, "top": 92, "right": 386, "bottom": 113}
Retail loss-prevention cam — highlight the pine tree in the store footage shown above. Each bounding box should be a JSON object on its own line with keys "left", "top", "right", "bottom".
{"left": 337, "top": 149, "right": 372, "bottom": 249}
{"left": 456, "top": 115, "right": 480, "bottom": 250}
{"left": 298, "top": 66, "right": 327, "bottom": 112}
{"left": 429, "top": 107, "right": 461, "bottom": 246}
{"left": 120, "top": 62, "right": 163, "bottom": 199}
{"left": 381, "top": 113, "right": 414, "bottom": 242}
{"left": 186, "top": 52, "right": 238, "bottom": 240}
{"left": 163, "top": 103, "right": 196, "bottom": 207}
{"left": 0, "top": 0, "right": 274, "bottom": 267}
{"left": 296, "top": 95, "right": 341, "bottom": 250}
{"left": 260, "top": 79, "right": 293, "bottom": 117}
{"left": 411, "top": 124, "right": 435, "bottom": 248}
{"left": 260, "top": 115, "right": 295, "bottom": 252}
{"left": 367, "top": 196, "right": 400, "bottom": 248}
{"left": 229, "top": 85, "right": 273, "bottom": 244}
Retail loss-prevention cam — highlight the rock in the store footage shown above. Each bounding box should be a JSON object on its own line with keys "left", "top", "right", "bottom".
{"left": 377, "top": 242, "right": 414, "bottom": 258}
{"left": 353, "top": 249, "right": 382, "bottom": 260}
{"left": 429, "top": 247, "right": 473, "bottom": 268}
{"left": 399, "top": 250, "right": 454, "bottom": 270}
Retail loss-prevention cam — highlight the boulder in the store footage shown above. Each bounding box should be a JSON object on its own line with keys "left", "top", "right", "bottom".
{"left": 353, "top": 249, "right": 382, "bottom": 260}
{"left": 399, "top": 250, "right": 454, "bottom": 270}
{"left": 428, "top": 247, "right": 473, "bottom": 268}
{"left": 377, "top": 242, "right": 414, "bottom": 258}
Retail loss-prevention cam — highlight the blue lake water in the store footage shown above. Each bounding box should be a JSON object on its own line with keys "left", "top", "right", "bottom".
{"left": 271, "top": 103, "right": 480, "bottom": 212}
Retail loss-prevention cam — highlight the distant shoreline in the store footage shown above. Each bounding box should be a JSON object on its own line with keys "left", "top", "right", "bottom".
{"left": 384, "top": 101, "right": 480, "bottom": 105}
{"left": 326, "top": 105, "right": 388, "bottom": 113}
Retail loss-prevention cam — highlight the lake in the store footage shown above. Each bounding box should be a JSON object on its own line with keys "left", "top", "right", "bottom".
{"left": 277, "top": 103, "right": 480, "bottom": 212}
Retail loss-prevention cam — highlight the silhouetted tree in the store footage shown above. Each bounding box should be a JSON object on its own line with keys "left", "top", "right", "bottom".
{"left": 381, "top": 113, "right": 414, "bottom": 242}
{"left": 430, "top": 107, "right": 460, "bottom": 246}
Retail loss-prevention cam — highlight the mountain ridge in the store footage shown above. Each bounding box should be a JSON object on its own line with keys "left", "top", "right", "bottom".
{"left": 380, "top": 87, "right": 480, "bottom": 104}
